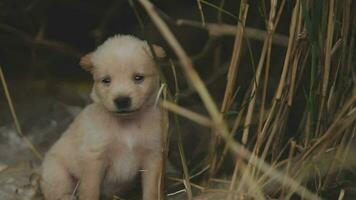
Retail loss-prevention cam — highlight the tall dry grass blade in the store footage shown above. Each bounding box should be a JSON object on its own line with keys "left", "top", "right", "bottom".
{"left": 301, "top": 95, "right": 356, "bottom": 161}
{"left": 209, "top": 0, "right": 249, "bottom": 180}
{"left": 161, "top": 101, "right": 211, "bottom": 127}
{"left": 315, "top": 0, "right": 335, "bottom": 136}
{"left": 252, "top": 0, "right": 289, "bottom": 156}
{"left": 260, "top": 103, "right": 287, "bottom": 162}
{"left": 338, "top": 125, "right": 356, "bottom": 176}
{"left": 0, "top": 66, "right": 43, "bottom": 161}
{"left": 234, "top": 159, "right": 266, "bottom": 200}
{"left": 255, "top": 0, "right": 300, "bottom": 158}
{"left": 220, "top": 2, "right": 249, "bottom": 113}
{"left": 274, "top": 1, "right": 299, "bottom": 101}
{"left": 199, "top": 0, "right": 238, "bottom": 20}
{"left": 281, "top": 140, "right": 297, "bottom": 197}
{"left": 338, "top": 189, "right": 345, "bottom": 200}
{"left": 176, "top": 19, "right": 289, "bottom": 46}
{"left": 226, "top": 157, "right": 241, "bottom": 200}
{"left": 215, "top": 85, "right": 251, "bottom": 172}
{"left": 163, "top": 66, "right": 193, "bottom": 199}
{"left": 160, "top": 85, "right": 170, "bottom": 200}
{"left": 288, "top": 48, "right": 302, "bottom": 106}
{"left": 168, "top": 177, "right": 206, "bottom": 192}
{"left": 256, "top": 32, "right": 272, "bottom": 138}
{"left": 196, "top": 0, "right": 206, "bottom": 26}
{"left": 177, "top": 128, "right": 193, "bottom": 200}
{"left": 254, "top": 0, "right": 286, "bottom": 147}
{"left": 242, "top": 35, "right": 270, "bottom": 145}
{"left": 216, "top": 0, "right": 226, "bottom": 23}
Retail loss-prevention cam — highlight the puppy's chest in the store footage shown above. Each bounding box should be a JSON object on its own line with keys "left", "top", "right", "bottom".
{"left": 105, "top": 136, "right": 142, "bottom": 183}
{"left": 114, "top": 123, "right": 157, "bottom": 150}
{"left": 105, "top": 126, "right": 158, "bottom": 183}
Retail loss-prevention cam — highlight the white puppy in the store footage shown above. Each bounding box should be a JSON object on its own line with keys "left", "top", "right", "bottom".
{"left": 41, "top": 35, "right": 165, "bottom": 200}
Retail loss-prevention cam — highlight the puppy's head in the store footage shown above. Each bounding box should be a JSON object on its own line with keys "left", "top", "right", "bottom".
{"left": 80, "top": 35, "right": 165, "bottom": 116}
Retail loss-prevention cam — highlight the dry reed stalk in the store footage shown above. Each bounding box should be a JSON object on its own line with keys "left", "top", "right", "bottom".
{"left": 196, "top": 0, "right": 206, "bottom": 26}
{"left": 338, "top": 126, "right": 356, "bottom": 175}
{"left": 168, "top": 177, "right": 206, "bottom": 192}
{"left": 292, "top": 103, "right": 355, "bottom": 190}
{"left": 250, "top": 0, "right": 288, "bottom": 160}
{"left": 209, "top": 0, "right": 249, "bottom": 181}
{"left": 168, "top": 71, "right": 194, "bottom": 199}
{"left": 274, "top": 2, "right": 299, "bottom": 101}
{"left": 176, "top": 19, "right": 289, "bottom": 46}
{"left": 162, "top": 66, "right": 175, "bottom": 155}
{"left": 234, "top": 159, "right": 265, "bottom": 200}
{"left": 256, "top": 156, "right": 289, "bottom": 188}
{"left": 0, "top": 23, "right": 82, "bottom": 58}
{"left": 287, "top": 4, "right": 305, "bottom": 106}
{"left": 340, "top": 0, "right": 351, "bottom": 76}
{"left": 284, "top": 140, "right": 296, "bottom": 187}
{"left": 315, "top": 0, "right": 335, "bottom": 136}
{"left": 160, "top": 84, "right": 169, "bottom": 200}
{"left": 256, "top": 34, "right": 272, "bottom": 137}
{"left": 322, "top": 130, "right": 349, "bottom": 188}
{"left": 300, "top": 96, "right": 356, "bottom": 162}
{"left": 128, "top": 0, "right": 145, "bottom": 31}
{"left": 161, "top": 101, "right": 211, "bottom": 127}
{"left": 178, "top": 130, "right": 193, "bottom": 199}
{"left": 338, "top": 189, "right": 345, "bottom": 200}
{"left": 216, "top": 0, "right": 226, "bottom": 23}
{"left": 262, "top": 34, "right": 308, "bottom": 161}
{"left": 0, "top": 66, "right": 43, "bottom": 160}
{"left": 210, "top": 178, "right": 230, "bottom": 184}
{"left": 260, "top": 101, "right": 287, "bottom": 162}
{"left": 167, "top": 166, "right": 210, "bottom": 191}
{"left": 139, "top": 0, "right": 321, "bottom": 199}
{"left": 288, "top": 47, "right": 302, "bottom": 106}
{"left": 215, "top": 80, "right": 255, "bottom": 172}
{"left": 169, "top": 59, "right": 180, "bottom": 100}
{"left": 254, "top": 0, "right": 286, "bottom": 145}
{"left": 254, "top": 0, "right": 300, "bottom": 160}
{"left": 220, "top": 3, "right": 248, "bottom": 113}
{"left": 242, "top": 35, "right": 270, "bottom": 145}
{"left": 226, "top": 157, "right": 240, "bottom": 200}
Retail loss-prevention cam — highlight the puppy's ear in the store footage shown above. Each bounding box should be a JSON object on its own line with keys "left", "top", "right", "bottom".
{"left": 79, "top": 53, "right": 93, "bottom": 72}
{"left": 152, "top": 45, "right": 166, "bottom": 59}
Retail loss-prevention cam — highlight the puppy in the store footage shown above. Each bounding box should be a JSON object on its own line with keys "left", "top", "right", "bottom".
{"left": 41, "top": 35, "right": 165, "bottom": 200}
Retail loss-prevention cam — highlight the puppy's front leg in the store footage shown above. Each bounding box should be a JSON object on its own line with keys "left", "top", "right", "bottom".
{"left": 79, "top": 158, "right": 105, "bottom": 200}
{"left": 142, "top": 153, "right": 163, "bottom": 200}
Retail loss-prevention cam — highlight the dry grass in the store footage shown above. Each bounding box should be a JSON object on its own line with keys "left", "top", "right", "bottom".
{"left": 140, "top": 0, "right": 355, "bottom": 199}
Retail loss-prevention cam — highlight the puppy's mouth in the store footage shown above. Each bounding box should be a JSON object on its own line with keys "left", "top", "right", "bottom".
{"left": 114, "top": 109, "right": 140, "bottom": 116}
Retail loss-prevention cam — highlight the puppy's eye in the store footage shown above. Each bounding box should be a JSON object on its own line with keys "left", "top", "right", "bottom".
{"left": 101, "top": 77, "right": 111, "bottom": 85}
{"left": 133, "top": 74, "right": 145, "bottom": 83}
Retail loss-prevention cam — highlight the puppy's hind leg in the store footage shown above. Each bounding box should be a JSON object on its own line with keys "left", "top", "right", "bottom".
{"left": 41, "top": 157, "right": 76, "bottom": 200}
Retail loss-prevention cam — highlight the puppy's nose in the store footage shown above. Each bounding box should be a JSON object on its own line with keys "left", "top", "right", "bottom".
{"left": 114, "top": 96, "right": 131, "bottom": 110}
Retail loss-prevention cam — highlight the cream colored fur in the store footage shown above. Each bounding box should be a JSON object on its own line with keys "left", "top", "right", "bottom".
{"left": 41, "top": 35, "right": 165, "bottom": 200}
